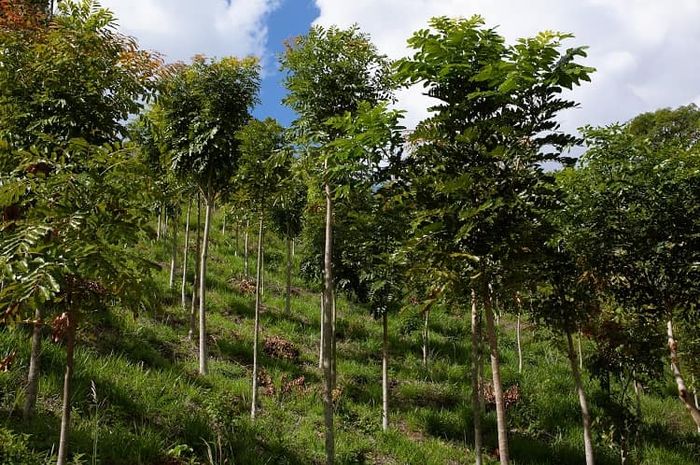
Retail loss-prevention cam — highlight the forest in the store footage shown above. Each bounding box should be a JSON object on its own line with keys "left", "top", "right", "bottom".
{"left": 1, "top": 1, "right": 699, "bottom": 465}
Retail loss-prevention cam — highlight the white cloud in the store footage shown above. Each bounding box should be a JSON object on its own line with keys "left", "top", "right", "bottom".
{"left": 313, "top": 0, "right": 700, "bottom": 131}
{"left": 102, "top": 0, "right": 280, "bottom": 63}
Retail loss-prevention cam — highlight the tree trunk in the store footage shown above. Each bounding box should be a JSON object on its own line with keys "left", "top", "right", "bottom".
{"left": 235, "top": 221, "right": 239, "bottom": 257}
{"left": 189, "top": 194, "right": 201, "bottom": 341}
{"left": 322, "top": 180, "right": 335, "bottom": 465}
{"left": 422, "top": 306, "right": 430, "bottom": 367}
{"left": 382, "top": 312, "right": 389, "bottom": 432}
{"left": 222, "top": 213, "right": 226, "bottom": 236}
{"left": 181, "top": 199, "right": 191, "bottom": 311}
{"left": 23, "top": 307, "right": 42, "bottom": 420}
{"left": 198, "top": 190, "right": 213, "bottom": 376}
{"left": 56, "top": 307, "right": 76, "bottom": 465}
{"left": 578, "top": 331, "right": 584, "bottom": 371}
{"left": 285, "top": 228, "right": 292, "bottom": 314}
{"left": 516, "top": 312, "right": 523, "bottom": 374}
{"left": 331, "top": 294, "right": 337, "bottom": 388}
{"left": 483, "top": 286, "right": 509, "bottom": 465}
{"left": 471, "top": 290, "right": 483, "bottom": 465}
{"left": 566, "top": 331, "right": 596, "bottom": 465}
{"left": 251, "top": 213, "right": 264, "bottom": 420}
{"left": 244, "top": 220, "right": 250, "bottom": 278}
{"left": 667, "top": 320, "right": 700, "bottom": 429}
{"left": 169, "top": 212, "right": 178, "bottom": 290}
{"left": 319, "top": 295, "right": 324, "bottom": 369}
{"left": 156, "top": 207, "right": 162, "bottom": 240}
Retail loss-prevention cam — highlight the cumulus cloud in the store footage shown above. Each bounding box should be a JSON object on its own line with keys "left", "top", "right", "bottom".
{"left": 101, "top": 0, "right": 280, "bottom": 63}
{"left": 313, "top": 0, "right": 700, "bottom": 131}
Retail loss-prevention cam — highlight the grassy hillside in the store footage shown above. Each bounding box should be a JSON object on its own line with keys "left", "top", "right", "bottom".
{"left": 1, "top": 212, "right": 699, "bottom": 465}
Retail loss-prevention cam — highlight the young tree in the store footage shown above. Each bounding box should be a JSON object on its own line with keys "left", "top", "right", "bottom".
{"left": 559, "top": 113, "right": 700, "bottom": 431}
{"left": 281, "top": 25, "right": 394, "bottom": 464}
{"left": 159, "top": 55, "right": 260, "bottom": 375}
{"left": 0, "top": 0, "right": 160, "bottom": 428}
{"left": 236, "top": 117, "right": 288, "bottom": 419}
{"left": 396, "top": 16, "right": 593, "bottom": 464}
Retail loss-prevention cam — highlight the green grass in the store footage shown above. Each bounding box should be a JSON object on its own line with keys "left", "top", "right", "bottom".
{"left": 1, "top": 213, "right": 699, "bottom": 464}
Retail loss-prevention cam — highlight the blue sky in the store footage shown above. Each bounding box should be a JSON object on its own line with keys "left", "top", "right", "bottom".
{"left": 253, "top": 0, "right": 319, "bottom": 125}
{"left": 102, "top": 0, "right": 700, "bottom": 133}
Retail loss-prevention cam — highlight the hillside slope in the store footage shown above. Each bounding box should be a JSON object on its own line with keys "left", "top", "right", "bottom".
{"left": 1, "top": 212, "right": 699, "bottom": 465}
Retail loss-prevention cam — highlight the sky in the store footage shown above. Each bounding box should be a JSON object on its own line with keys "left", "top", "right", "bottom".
{"left": 100, "top": 0, "right": 700, "bottom": 133}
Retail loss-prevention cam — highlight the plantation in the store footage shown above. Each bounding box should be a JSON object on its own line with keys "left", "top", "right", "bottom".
{"left": 1, "top": 1, "right": 699, "bottom": 465}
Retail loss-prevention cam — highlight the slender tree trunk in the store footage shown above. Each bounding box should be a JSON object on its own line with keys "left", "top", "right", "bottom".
{"left": 156, "top": 207, "right": 162, "bottom": 240}
{"left": 483, "top": 286, "right": 509, "bottom": 465}
{"left": 169, "top": 212, "right": 178, "bottom": 289}
{"left": 566, "top": 332, "right": 596, "bottom": 465}
{"left": 23, "top": 308, "right": 42, "bottom": 420}
{"left": 189, "top": 194, "right": 201, "bottom": 341}
{"left": 164, "top": 212, "right": 168, "bottom": 237}
{"left": 57, "top": 307, "right": 76, "bottom": 465}
{"left": 322, "top": 180, "right": 335, "bottom": 465}
{"left": 667, "top": 320, "right": 700, "bottom": 429}
{"left": 222, "top": 213, "right": 226, "bottom": 236}
{"left": 251, "top": 213, "right": 264, "bottom": 420}
{"left": 471, "top": 290, "right": 483, "bottom": 465}
{"left": 422, "top": 306, "right": 430, "bottom": 367}
{"left": 331, "top": 294, "right": 337, "bottom": 387}
{"left": 382, "top": 312, "right": 389, "bottom": 431}
{"left": 516, "top": 312, "right": 523, "bottom": 374}
{"left": 292, "top": 238, "right": 295, "bottom": 258}
{"left": 198, "top": 189, "right": 213, "bottom": 376}
{"left": 244, "top": 220, "right": 250, "bottom": 278}
{"left": 235, "top": 221, "right": 239, "bottom": 257}
{"left": 319, "top": 295, "right": 324, "bottom": 369}
{"left": 286, "top": 234, "right": 293, "bottom": 314}
{"left": 578, "top": 331, "right": 584, "bottom": 371}
{"left": 181, "top": 199, "right": 191, "bottom": 312}
{"left": 261, "top": 249, "right": 265, "bottom": 297}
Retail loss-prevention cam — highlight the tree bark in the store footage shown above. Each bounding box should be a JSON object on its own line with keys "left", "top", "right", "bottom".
{"left": 56, "top": 307, "right": 76, "bottom": 465}
{"left": 222, "top": 213, "right": 226, "bottom": 235}
{"left": 566, "top": 331, "right": 596, "bottom": 465}
{"left": 169, "top": 212, "right": 178, "bottom": 290}
{"left": 578, "top": 331, "right": 584, "bottom": 371}
{"left": 23, "top": 307, "right": 42, "bottom": 420}
{"left": 331, "top": 294, "right": 337, "bottom": 388}
{"left": 251, "top": 213, "right": 264, "bottom": 420}
{"left": 382, "top": 312, "right": 389, "bottom": 431}
{"left": 667, "top": 320, "right": 700, "bottom": 429}
{"left": 516, "top": 312, "right": 523, "bottom": 374}
{"left": 156, "top": 207, "right": 162, "bottom": 240}
{"left": 189, "top": 194, "right": 201, "bottom": 341}
{"left": 181, "top": 199, "right": 191, "bottom": 311}
{"left": 483, "top": 286, "right": 509, "bottom": 465}
{"left": 244, "top": 220, "right": 250, "bottom": 278}
{"left": 322, "top": 180, "right": 335, "bottom": 465}
{"left": 198, "top": 189, "right": 213, "bottom": 376}
{"left": 285, "top": 228, "right": 292, "bottom": 314}
{"left": 319, "top": 295, "right": 324, "bottom": 369}
{"left": 471, "top": 290, "right": 483, "bottom": 465}
{"left": 422, "top": 305, "right": 430, "bottom": 367}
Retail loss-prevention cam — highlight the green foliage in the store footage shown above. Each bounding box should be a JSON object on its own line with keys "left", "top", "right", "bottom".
{"left": 158, "top": 55, "right": 260, "bottom": 197}
{"left": 0, "top": 427, "right": 49, "bottom": 465}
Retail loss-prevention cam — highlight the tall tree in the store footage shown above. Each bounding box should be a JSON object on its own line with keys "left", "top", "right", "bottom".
{"left": 159, "top": 55, "right": 260, "bottom": 375}
{"left": 0, "top": 0, "right": 161, "bottom": 431}
{"left": 280, "top": 25, "right": 395, "bottom": 465}
{"left": 236, "top": 117, "right": 288, "bottom": 419}
{"left": 396, "top": 16, "right": 593, "bottom": 464}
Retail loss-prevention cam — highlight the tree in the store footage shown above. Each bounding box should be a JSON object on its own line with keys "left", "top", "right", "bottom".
{"left": 236, "top": 117, "right": 288, "bottom": 419}
{"left": 559, "top": 114, "right": 700, "bottom": 432}
{"left": 159, "top": 55, "right": 260, "bottom": 376}
{"left": 0, "top": 0, "right": 161, "bottom": 435}
{"left": 280, "top": 25, "right": 395, "bottom": 465}
{"left": 270, "top": 173, "right": 306, "bottom": 314}
{"left": 395, "top": 16, "right": 593, "bottom": 464}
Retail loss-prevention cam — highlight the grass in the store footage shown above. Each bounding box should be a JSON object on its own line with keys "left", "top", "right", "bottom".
{"left": 1, "top": 212, "right": 699, "bottom": 464}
